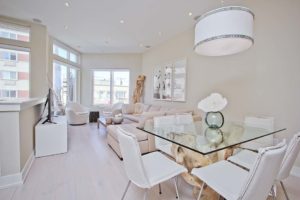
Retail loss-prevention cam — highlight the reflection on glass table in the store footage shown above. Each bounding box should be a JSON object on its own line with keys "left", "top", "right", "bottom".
{"left": 141, "top": 120, "right": 286, "bottom": 155}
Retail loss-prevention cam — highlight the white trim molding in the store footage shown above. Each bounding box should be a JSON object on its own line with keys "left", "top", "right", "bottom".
{"left": 0, "top": 152, "right": 35, "bottom": 189}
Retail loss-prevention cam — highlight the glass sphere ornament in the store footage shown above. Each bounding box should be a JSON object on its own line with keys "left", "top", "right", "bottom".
{"left": 205, "top": 111, "right": 224, "bottom": 129}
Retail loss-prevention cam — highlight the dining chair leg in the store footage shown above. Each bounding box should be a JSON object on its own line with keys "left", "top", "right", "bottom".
{"left": 197, "top": 182, "right": 205, "bottom": 200}
{"left": 144, "top": 189, "right": 149, "bottom": 200}
{"left": 280, "top": 181, "right": 290, "bottom": 200}
{"left": 159, "top": 183, "right": 162, "bottom": 194}
{"left": 173, "top": 177, "right": 179, "bottom": 199}
{"left": 121, "top": 181, "right": 131, "bottom": 200}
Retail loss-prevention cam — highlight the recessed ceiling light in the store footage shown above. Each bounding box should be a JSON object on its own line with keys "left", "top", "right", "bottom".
{"left": 64, "top": 25, "right": 68, "bottom": 30}
{"left": 120, "top": 19, "right": 125, "bottom": 24}
{"left": 188, "top": 12, "right": 193, "bottom": 16}
{"left": 32, "top": 18, "right": 42, "bottom": 23}
{"left": 65, "top": 2, "right": 70, "bottom": 7}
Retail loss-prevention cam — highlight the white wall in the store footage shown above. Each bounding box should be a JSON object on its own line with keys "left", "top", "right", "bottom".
{"left": 142, "top": 0, "right": 300, "bottom": 166}
{"left": 81, "top": 53, "right": 142, "bottom": 108}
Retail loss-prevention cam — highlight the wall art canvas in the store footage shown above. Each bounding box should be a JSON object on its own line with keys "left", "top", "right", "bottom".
{"left": 152, "top": 58, "right": 186, "bottom": 102}
{"left": 153, "top": 67, "right": 162, "bottom": 100}
{"left": 161, "top": 63, "right": 172, "bottom": 101}
{"left": 172, "top": 59, "right": 186, "bottom": 102}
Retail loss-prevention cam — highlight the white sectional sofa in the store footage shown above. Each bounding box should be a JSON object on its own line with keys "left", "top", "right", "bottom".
{"left": 106, "top": 103, "right": 201, "bottom": 159}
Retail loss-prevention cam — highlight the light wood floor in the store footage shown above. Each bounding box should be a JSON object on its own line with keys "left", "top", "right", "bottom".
{"left": 0, "top": 123, "right": 299, "bottom": 200}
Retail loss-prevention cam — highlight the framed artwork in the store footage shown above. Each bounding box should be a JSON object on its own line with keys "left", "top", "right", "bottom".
{"left": 172, "top": 59, "right": 186, "bottom": 102}
{"left": 153, "top": 59, "right": 186, "bottom": 102}
{"left": 153, "top": 67, "right": 162, "bottom": 100}
{"left": 161, "top": 63, "right": 172, "bottom": 101}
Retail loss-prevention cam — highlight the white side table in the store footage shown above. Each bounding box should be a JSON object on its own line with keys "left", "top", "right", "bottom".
{"left": 35, "top": 116, "right": 68, "bottom": 157}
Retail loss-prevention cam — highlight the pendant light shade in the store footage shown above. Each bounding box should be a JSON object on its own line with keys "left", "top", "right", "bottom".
{"left": 194, "top": 6, "right": 254, "bottom": 56}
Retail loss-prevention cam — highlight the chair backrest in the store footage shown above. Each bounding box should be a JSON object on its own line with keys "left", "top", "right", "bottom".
{"left": 117, "top": 127, "right": 150, "bottom": 188}
{"left": 239, "top": 140, "right": 287, "bottom": 200}
{"left": 277, "top": 132, "right": 300, "bottom": 180}
{"left": 243, "top": 116, "right": 274, "bottom": 148}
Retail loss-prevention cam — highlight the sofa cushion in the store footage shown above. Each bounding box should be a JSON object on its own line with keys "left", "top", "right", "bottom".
{"left": 137, "top": 111, "right": 165, "bottom": 129}
{"left": 122, "top": 104, "right": 135, "bottom": 114}
{"left": 107, "top": 123, "right": 148, "bottom": 142}
{"left": 134, "top": 103, "right": 144, "bottom": 114}
{"left": 123, "top": 114, "right": 141, "bottom": 122}
{"left": 143, "top": 104, "right": 151, "bottom": 112}
{"left": 148, "top": 105, "right": 161, "bottom": 112}
{"left": 166, "top": 108, "right": 194, "bottom": 115}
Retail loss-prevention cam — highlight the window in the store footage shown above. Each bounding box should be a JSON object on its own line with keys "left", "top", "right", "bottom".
{"left": 93, "top": 70, "right": 130, "bottom": 105}
{"left": 0, "top": 90, "right": 17, "bottom": 98}
{"left": 52, "top": 39, "right": 80, "bottom": 105}
{"left": 0, "top": 22, "right": 30, "bottom": 42}
{"left": 0, "top": 48, "right": 30, "bottom": 98}
{"left": 53, "top": 61, "right": 79, "bottom": 105}
{"left": 53, "top": 43, "right": 79, "bottom": 64}
{"left": 1, "top": 71, "right": 17, "bottom": 80}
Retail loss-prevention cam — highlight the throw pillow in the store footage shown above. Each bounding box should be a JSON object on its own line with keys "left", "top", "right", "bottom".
{"left": 122, "top": 104, "right": 134, "bottom": 114}
{"left": 134, "top": 103, "right": 144, "bottom": 114}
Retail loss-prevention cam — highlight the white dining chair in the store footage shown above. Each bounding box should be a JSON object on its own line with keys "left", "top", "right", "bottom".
{"left": 227, "top": 116, "right": 275, "bottom": 169}
{"left": 191, "top": 141, "right": 287, "bottom": 200}
{"left": 228, "top": 132, "right": 300, "bottom": 200}
{"left": 117, "top": 127, "right": 187, "bottom": 200}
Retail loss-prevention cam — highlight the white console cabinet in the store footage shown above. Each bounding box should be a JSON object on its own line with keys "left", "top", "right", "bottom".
{"left": 35, "top": 116, "right": 68, "bottom": 157}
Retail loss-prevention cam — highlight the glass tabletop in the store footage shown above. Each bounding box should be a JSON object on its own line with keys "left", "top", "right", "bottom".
{"left": 140, "top": 120, "right": 286, "bottom": 155}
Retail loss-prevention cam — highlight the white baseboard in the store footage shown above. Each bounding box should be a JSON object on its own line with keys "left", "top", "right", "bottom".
{"left": 0, "top": 173, "right": 22, "bottom": 189}
{"left": 291, "top": 166, "right": 300, "bottom": 178}
{"left": 21, "top": 152, "right": 35, "bottom": 182}
{"left": 0, "top": 152, "right": 35, "bottom": 189}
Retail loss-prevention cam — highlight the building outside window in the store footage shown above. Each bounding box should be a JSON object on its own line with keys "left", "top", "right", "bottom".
{"left": 0, "top": 22, "right": 30, "bottom": 99}
{"left": 93, "top": 70, "right": 130, "bottom": 105}
{"left": 0, "top": 22, "right": 30, "bottom": 42}
{"left": 0, "top": 48, "right": 30, "bottom": 98}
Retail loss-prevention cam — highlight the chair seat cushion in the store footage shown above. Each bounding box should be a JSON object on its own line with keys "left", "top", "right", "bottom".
{"left": 107, "top": 124, "right": 148, "bottom": 142}
{"left": 227, "top": 149, "right": 258, "bottom": 169}
{"left": 192, "top": 160, "right": 248, "bottom": 200}
{"left": 142, "top": 152, "right": 187, "bottom": 186}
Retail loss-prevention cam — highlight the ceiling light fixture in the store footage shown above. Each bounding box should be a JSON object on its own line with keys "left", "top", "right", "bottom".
{"left": 194, "top": 6, "right": 254, "bottom": 56}
{"left": 120, "top": 19, "right": 125, "bottom": 24}
{"left": 188, "top": 12, "right": 193, "bottom": 16}
{"left": 65, "top": 2, "right": 70, "bottom": 7}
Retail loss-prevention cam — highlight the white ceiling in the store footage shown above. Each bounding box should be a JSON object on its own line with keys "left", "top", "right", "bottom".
{"left": 0, "top": 0, "right": 244, "bottom": 53}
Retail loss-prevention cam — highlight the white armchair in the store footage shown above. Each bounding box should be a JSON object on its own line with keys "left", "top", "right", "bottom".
{"left": 65, "top": 102, "right": 89, "bottom": 125}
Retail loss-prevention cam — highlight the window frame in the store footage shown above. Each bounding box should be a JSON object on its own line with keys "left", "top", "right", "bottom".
{"left": 52, "top": 40, "right": 80, "bottom": 66}
{"left": 92, "top": 69, "right": 130, "bottom": 106}
{"left": 53, "top": 60, "right": 80, "bottom": 104}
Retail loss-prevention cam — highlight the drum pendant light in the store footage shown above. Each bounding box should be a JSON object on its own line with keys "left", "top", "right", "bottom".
{"left": 194, "top": 6, "right": 254, "bottom": 56}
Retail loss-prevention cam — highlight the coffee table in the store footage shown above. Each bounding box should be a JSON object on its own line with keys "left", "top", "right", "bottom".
{"left": 97, "top": 116, "right": 111, "bottom": 128}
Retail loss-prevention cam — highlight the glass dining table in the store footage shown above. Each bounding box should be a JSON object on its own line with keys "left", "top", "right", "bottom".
{"left": 140, "top": 120, "right": 286, "bottom": 155}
